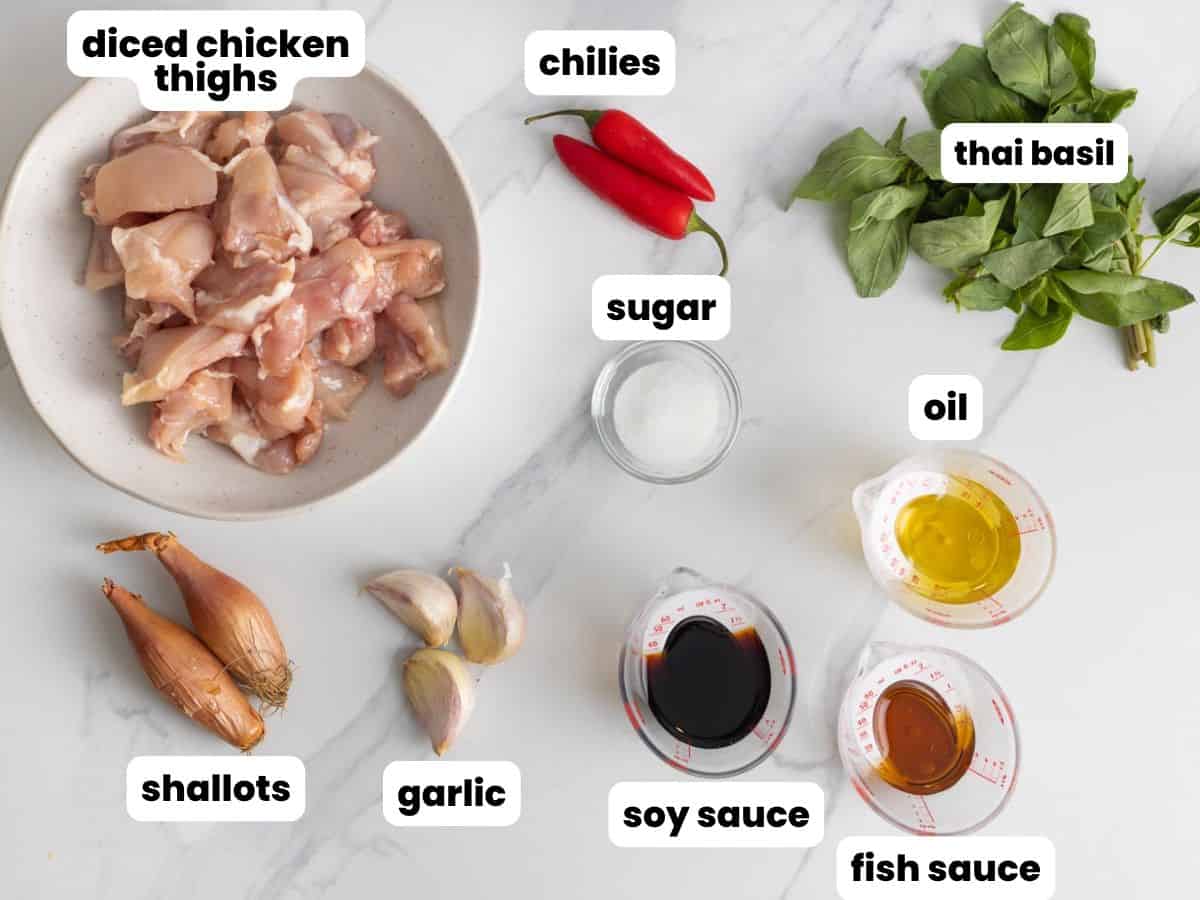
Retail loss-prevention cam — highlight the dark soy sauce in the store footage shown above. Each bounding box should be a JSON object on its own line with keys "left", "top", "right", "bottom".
{"left": 645, "top": 616, "right": 772, "bottom": 749}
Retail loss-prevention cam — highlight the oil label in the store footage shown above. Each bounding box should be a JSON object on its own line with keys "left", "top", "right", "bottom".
{"left": 837, "top": 836, "right": 1055, "bottom": 899}
{"left": 608, "top": 782, "right": 823, "bottom": 848}
{"left": 126, "top": 756, "right": 305, "bottom": 822}
{"left": 941, "top": 123, "right": 1128, "bottom": 184}
{"left": 909, "top": 375, "right": 983, "bottom": 441}
{"left": 593, "top": 275, "right": 730, "bottom": 341}
{"left": 382, "top": 761, "right": 521, "bottom": 827}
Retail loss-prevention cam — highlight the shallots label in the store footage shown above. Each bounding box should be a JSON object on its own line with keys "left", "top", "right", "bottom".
{"left": 126, "top": 756, "right": 306, "bottom": 822}
{"left": 608, "top": 781, "right": 824, "bottom": 848}
{"left": 837, "top": 836, "right": 1056, "bottom": 899}
{"left": 525, "top": 31, "right": 676, "bottom": 96}
{"left": 66, "top": 10, "right": 365, "bottom": 110}
{"left": 382, "top": 761, "right": 521, "bottom": 827}
{"left": 593, "top": 275, "right": 731, "bottom": 341}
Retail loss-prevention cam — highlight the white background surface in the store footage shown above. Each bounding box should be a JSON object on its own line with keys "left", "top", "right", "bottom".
{"left": 1, "top": 1, "right": 1198, "bottom": 897}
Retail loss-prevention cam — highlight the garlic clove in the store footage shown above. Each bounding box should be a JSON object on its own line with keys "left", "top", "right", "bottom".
{"left": 366, "top": 570, "right": 457, "bottom": 647}
{"left": 402, "top": 648, "right": 476, "bottom": 756}
{"left": 452, "top": 566, "right": 526, "bottom": 665}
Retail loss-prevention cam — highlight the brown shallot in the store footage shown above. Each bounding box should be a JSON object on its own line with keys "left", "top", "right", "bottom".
{"left": 98, "top": 532, "right": 292, "bottom": 709}
{"left": 101, "top": 578, "right": 264, "bottom": 751}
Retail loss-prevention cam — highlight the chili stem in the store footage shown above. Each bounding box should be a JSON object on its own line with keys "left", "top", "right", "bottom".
{"left": 688, "top": 212, "right": 729, "bottom": 277}
{"left": 523, "top": 109, "right": 602, "bottom": 127}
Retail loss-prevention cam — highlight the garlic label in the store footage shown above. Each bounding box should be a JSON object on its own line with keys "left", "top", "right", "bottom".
{"left": 382, "top": 761, "right": 521, "bottom": 827}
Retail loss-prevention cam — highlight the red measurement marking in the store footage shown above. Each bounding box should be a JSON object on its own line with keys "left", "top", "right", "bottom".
{"left": 969, "top": 766, "right": 998, "bottom": 784}
{"left": 987, "top": 468, "right": 1014, "bottom": 487}
{"left": 623, "top": 701, "right": 644, "bottom": 731}
{"left": 777, "top": 647, "right": 790, "bottom": 676}
{"left": 992, "top": 698, "right": 1006, "bottom": 726}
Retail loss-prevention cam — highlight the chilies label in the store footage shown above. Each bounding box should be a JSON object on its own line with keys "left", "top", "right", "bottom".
{"left": 66, "top": 10, "right": 365, "bottom": 110}
{"left": 524, "top": 30, "right": 676, "bottom": 96}
{"left": 126, "top": 756, "right": 306, "bottom": 822}
{"left": 940, "top": 123, "right": 1128, "bottom": 184}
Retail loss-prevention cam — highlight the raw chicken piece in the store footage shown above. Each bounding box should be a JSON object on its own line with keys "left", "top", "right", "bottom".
{"left": 314, "top": 359, "right": 369, "bottom": 420}
{"left": 205, "top": 112, "right": 272, "bottom": 163}
{"left": 293, "top": 400, "right": 325, "bottom": 466}
{"left": 375, "top": 309, "right": 426, "bottom": 398}
{"left": 110, "top": 211, "right": 216, "bottom": 319}
{"left": 230, "top": 353, "right": 315, "bottom": 437}
{"left": 206, "top": 395, "right": 320, "bottom": 475}
{"left": 215, "top": 146, "right": 312, "bottom": 266}
{"left": 274, "top": 110, "right": 378, "bottom": 193}
{"left": 110, "top": 112, "right": 225, "bottom": 157}
{"left": 387, "top": 295, "right": 451, "bottom": 374}
{"left": 121, "top": 325, "right": 247, "bottom": 406}
{"left": 92, "top": 144, "right": 220, "bottom": 225}
{"left": 277, "top": 145, "right": 363, "bottom": 251}
{"left": 370, "top": 239, "right": 445, "bottom": 300}
{"left": 148, "top": 365, "right": 234, "bottom": 461}
{"left": 352, "top": 203, "right": 409, "bottom": 246}
{"left": 195, "top": 257, "right": 295, "bottom": 331}
{"left": 251, "top": 297, "right": 308, "bottom": 378}
{"left": 322, "top": 311, "right": 375, "bottom": 366}
{"left": 205, "top": 397, "right": 279, "bottom": 471}
{"left": 115, "top": 299, "right": 178, "bottom": 363}
{"left": 84, "top": 224, "right": 124, "bottom": 291}
{"left": 292, "top": 237, "right": 376, "bottom": 338}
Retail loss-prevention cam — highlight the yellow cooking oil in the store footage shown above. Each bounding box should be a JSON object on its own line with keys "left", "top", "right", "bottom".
{"left": 893, "top": 477, "right": 1020, "bottom": 603}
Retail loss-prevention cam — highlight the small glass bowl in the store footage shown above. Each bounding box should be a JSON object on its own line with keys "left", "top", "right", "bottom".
{"left": 591, "top": 341, "right": 741, "bottom": 484}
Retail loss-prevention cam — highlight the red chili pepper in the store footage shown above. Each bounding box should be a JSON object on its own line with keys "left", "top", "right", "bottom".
{"left": 526, "top": 108, "right": 716, "bottom": 202}
{"left": 551, "top": 135, "right": 728, "bottom": 277}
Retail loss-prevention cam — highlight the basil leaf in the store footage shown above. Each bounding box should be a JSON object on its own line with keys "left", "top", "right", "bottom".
{"left": 791, "top": 128, "right": 909, "bottom": 203}
{"left": 921, "top": 185, "right": 972, "bottom": 220}
{"left": 1001, "top": 299, "right": 1073, "bottom": 350}
{"left": 1090, "top": 87, "right": 1137, "bottom": 122}
{"left": 1090, "top": 183, "right": 1118, "bottom": 211}
{"left": 911, "top": 197, "right": 1007, "bottom": 269}
{"left": 1152, "top": 189, "right": 1200, "bottom": 247}
{"left": 982, "top": 236, "right": 1071, "bottom": 288}
{"left": 1015, "top": 275, "right": 1049, "bottom": 315}
{"left": 1051, "top": 12, "right": 1095, "bottom": 85}
{"left": 1053, "top": 271, "right": 1196, "bottom": 326}
{"left": 951, "top": 275, "right": 1015, "bottom": 311}
{"left": 1075, "top": 208, "right": 1129, "bottom": 256}
{"left": 901, "top": 131, "right": 942, "bottom": 180}
{"left": 1014, "top": 184, "right": 1057, "bottom": 242}
{"left": 984, "top": 3, "right": 1076, "bottom": 106}
{"left": 884, "top": 117, "right": 907, "bottom": 154}
{"left": 1081, "top": 244, "right": 1114, "bottom": 272}
{"left": 849, "top": 183, "right": 928, "bottom": 231}
{"left": 1043, "top": 182, "right": 1094, "bottom": 236}
{"left": 921, "top": 44, "right": 1038, "bottom": 128}
{"left": 846, "top": 209, "right": 916, "bottom": 297}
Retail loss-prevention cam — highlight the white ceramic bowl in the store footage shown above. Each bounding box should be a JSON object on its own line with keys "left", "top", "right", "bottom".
{"left": 0, "top": 68, "right": 481, "bottom": 519}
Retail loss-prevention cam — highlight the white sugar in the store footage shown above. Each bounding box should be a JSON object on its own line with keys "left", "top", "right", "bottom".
{"left": 613, "top": 359, "right": 720, "bottom": 470}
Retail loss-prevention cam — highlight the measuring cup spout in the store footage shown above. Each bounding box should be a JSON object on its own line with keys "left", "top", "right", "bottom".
{"left": 858, "top": 641, "right": 909, "bottom": 673}
{"left": 850, "top": 473, "right": 887, "bottom": 532}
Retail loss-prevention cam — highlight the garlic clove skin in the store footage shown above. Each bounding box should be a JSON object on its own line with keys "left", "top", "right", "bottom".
{"left": 453, "top": 566, "right": 526, "bottom": 665}
{"left": 365, "top": 570, "right": 458, "bottom": 647}
{"left": 402, "top": 648, "right": 476, "bottom": 756}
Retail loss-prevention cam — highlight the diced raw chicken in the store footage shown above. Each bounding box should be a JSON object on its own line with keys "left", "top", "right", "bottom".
{"left": 148, "top": 365, "right": 234, "bottom": 461}
{"left": 251, "top": 297, "right": 308, "bottom": 378}
{"left": 92, "top": 145, "right": 220, "bottom": 225}
{"left": 275, "top": 110, "right": 378, "bottom": 194}
{"left": 230, "top": 353, "right": 315, "bottom": 437}
{"left": 215, "top": 146, "right": 312, "bottom": 266}
{"left": 110, "top": 112, "right": 225, "bottom": 157}
{"left": 375, "top": 309, "right": 426, "bottom": 398}
{"left": 84, "top": 224, "right": 124, "bottom": 291}
{"left": 387, "top": 295, "right": 451, "bottom": 374}
{"left": 115, "top": 299, "right": 178, "bottom": 363}
{"left": 322, "top": 311, "right": 375, "bottom": 366}
{"left": 205, "top": 397, "right": 278, "bottom": 471}
{"left": 121, "top": 325, "right": 247, "bottom": 405}
{"left": 352, "top": 203, "right": 409, "bottom": 246}
{"left": 205, "top": 112, "right": 272, "bottom": 164}
{"left": 195, "top": 257, "right": 295, "bottom": 332}
{"left": 110, "top": 211, "right": 216, "bottom": 319}
{"left": 314, "top": 359, "right": 369, "bottom": 420}
{"left": 206, "top": 394, "right": 321, "bottom": 475}
{"left": 370, "top": 239, "right": 445, "bottom": 300}
{"left": 292, "top": 237, "right": 376, "bottom": 338}
{"left": 277, "top": 145, "right": 363, "bottom": 252}
{"left": 293, "top": 400, "right": 324, "bottom": 466}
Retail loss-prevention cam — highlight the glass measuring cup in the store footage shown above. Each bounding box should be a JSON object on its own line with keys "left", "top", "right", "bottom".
{"left": 852, "top": 450, "right": 1056, "bottom": 628}
{"left": 618, "top": 568, "right": 796, "bottom": 778}
{"left": 837, "top": 643, "right": 1019, "bottom": 835}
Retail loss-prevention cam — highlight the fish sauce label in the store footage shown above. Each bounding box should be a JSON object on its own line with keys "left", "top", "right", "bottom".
{"left": 837, "top": 836, "right": 1056, "bottom": 899}
{"left": 126, "top": 756, "right": 306, "bottom": 822}
{"left": 66, "top": 10, "right": 365, "bottom": 110}
{"left": 524, "top": 30, "right": 676, "bottom": 96}
{"left": 941, "top": 123, "right": 1128, "bottom": 184}
{"left": 608, "top": 782, "right": 824, "bottom": 848}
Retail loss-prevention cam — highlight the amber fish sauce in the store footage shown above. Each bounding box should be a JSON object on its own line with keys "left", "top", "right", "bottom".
{"left": 873, "top": 680, "right": 974, "bottom": 795}
{"left": 894, "top": 476, "right": 1021, "bottom": 604}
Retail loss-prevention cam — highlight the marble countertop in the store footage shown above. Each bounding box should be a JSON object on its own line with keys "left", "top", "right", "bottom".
{"left": 3, "top": 1, "right": 1199, "bottom": 896}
